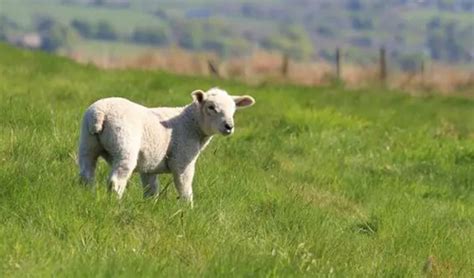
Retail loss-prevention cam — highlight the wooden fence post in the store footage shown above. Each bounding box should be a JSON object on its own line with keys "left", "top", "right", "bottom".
{"left": 208, "top": 60, "right": 220, "bottom": 78}
{"left": 335, "top": 47, "right": 341, "bottom": 80}
{"left": 281, "top": 53, "right": 289, "bottom": 77}
{"left": 379, "top": 47, "right": 387, "bottom": 83}
{"left": 420, "top": 60, "right": 425, "bottom": 82}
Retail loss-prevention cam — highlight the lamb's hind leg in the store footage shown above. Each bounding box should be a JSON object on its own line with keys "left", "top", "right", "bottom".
{"left": 140, "top": 173, "right": 159, "bottom": 198}
{"left": 108, "top": 154, "right": 138, "bottom": 199}
{"left": 78, "top": 133, "right": 101, "bottom": 185}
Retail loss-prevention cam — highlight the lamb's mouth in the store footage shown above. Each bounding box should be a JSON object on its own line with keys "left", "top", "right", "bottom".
{"left": 221, "top": 128, "right": 234, "bottom": 136}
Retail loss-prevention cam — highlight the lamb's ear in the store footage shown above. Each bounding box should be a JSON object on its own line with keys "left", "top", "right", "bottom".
{"left": 191, "top": 89, "right": 206, "bottom": 103}
{"left": 233, "top": 95, "right": 255, "bottom": 109}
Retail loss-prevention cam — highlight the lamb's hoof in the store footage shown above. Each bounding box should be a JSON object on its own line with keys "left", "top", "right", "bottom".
{"left": 177, "top": 196, "right": 194, "bottom": 209}
{"left": 143, "top": 193, "right": 159, "bottom": 200}
{"left": 79, "top": 175, "right": 94, "bottom": 186}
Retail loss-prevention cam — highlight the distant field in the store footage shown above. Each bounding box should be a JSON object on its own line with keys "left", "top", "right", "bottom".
{"left": 0, "top": 0, "right": 166, "bottom": 33}
{"left": 402, "top": 8, "right": 474, "bottom": 27}
{"left": 2, "top": 0, "right": 472, "bottom": 56}
{"left": 0, "top": 44, "right": 473, "bottom": 276}
{"left": 73, "top": 39, "right": 155, "bottom": 57}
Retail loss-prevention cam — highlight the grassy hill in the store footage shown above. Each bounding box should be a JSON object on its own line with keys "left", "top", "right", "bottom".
{"left": 0, "top": 44, "right": 473, "bottom": 276}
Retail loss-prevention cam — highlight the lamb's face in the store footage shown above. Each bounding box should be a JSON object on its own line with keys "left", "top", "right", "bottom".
{"left": 192, "top": 88, "right": 255, "bottom": 136}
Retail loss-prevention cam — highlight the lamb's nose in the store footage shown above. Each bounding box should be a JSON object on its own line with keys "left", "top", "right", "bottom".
{"left": 224, "top": 123, "right": 233, "bottom": 131}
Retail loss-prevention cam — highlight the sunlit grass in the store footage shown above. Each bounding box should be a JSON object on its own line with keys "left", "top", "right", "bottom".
{"left": 0, "top": 44, "right": 473, "bottom": 276}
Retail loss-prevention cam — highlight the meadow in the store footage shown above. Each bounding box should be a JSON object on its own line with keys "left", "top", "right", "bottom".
{"left": 0, "top": 44, "right": 473, "bottom": 276}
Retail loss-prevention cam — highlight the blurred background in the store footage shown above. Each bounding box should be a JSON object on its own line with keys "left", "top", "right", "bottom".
{"left": 0, "top": 0, "right": 473, "bottom": 93}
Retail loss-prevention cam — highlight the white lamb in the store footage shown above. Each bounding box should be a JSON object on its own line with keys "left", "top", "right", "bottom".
{"left": 78, "top": 88, "right": 255, "bottom": 206}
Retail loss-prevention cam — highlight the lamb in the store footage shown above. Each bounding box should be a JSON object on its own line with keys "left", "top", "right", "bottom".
{"left": 78, "top": 88, "right": 255, "bottom": 206}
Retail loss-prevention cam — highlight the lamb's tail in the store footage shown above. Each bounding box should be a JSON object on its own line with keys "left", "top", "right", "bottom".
{"left": 85, "top": 109, "right": 105, "bottom": 135}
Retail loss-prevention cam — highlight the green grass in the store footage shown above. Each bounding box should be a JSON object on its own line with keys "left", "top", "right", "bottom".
{"left": 0, "top": 43, "right": 473, "bottom": 276}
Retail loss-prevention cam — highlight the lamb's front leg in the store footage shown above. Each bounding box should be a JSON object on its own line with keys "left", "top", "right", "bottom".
{"left": 140, "top": 173, "right": 159, "bottom": 198}
{"left": 172, "top": 163, "right": 195, "bottom": 208}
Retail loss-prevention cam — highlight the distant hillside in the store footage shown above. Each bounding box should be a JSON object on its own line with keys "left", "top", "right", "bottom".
{"left": 0, "top": 0, "right": 473, "bottom": 68}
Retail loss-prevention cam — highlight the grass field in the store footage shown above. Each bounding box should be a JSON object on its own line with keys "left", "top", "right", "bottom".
{"left": 0, "top": 44, "right": 473, "bottom": 276}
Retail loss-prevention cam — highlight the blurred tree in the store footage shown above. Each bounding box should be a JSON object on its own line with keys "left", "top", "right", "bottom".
{"left": 131, "top": 26, "right": 170, "bottom": 45}
{"left": 427, "top": 17, "right": 441, "bottom": 30}
{"left": 346, "top": 0, "right": 363, "bottom": 11}
{"left": 71, "top": 19, "right": 125, "bottom": 41}
{"left": 319, "top": 49, "right": 335, "bottom": 62}
{"left": 227, "top": 38, "right": 251, "bottom": 57}
{"left": 93, "top": 0, "right": 106, "bottom": 6}
{"left": 96, "top": 21, "right": 118, "bottom": 40}
{"left": 241, "top": 3, "right": 265, "bottom": 18}
{"left": 71, "top": 19, "right": 93, "bottom": 38}
{"left": 443, "top": 22, "right": 467, "bottom": 62}
{"left": 202, "top": 39, "right": 226, "bottom": 55}
{"left": 437, "top": 0, "right": 456, "bottom": 10}
{"left": 397, "top": 53, "right": 424, "bottom": 71}
{"left": 426, "top": 29, "right": 444, "bottom": 60}
{"left": 350, "top": 36, "right": 372, "bottom": 47}
{"left": 426, "top": 19, "right": 470, "bottom": 62}
{"left": 460, "top": 0, "right": 473, "bottom": 10}
{"left": 175, "top": 18, "right": 238, "bottom": 55}
{"left": 178, "top": 32, "right": 200, "bottom": 50}
{"left": 351, "top": 15, "right": 373, "bottom": 30}
{"left": 153, "top": 9, "right": 168, "bottom": 20}
{"left": 0, "top": 15, "right": 19, "bottom": 40}
{"left": 262, "top": 25, "right": 313, "bottom": 60}
{"left": 317, "top": 25, "right": 335, "bottom": 37}
{"left": 35, "top": 16, "right": 78, "bottom": 52}
{"left": 175, "top": 22, "right": 203, "bottom": 50}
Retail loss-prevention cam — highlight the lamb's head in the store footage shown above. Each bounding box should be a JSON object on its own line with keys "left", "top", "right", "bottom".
{"left": 191, "top": 88, "right": 255, "bottom": 136}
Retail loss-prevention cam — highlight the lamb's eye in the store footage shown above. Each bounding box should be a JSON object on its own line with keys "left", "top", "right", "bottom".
{"left": 208, "top": 105, "right": 216, "bottom": 111}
